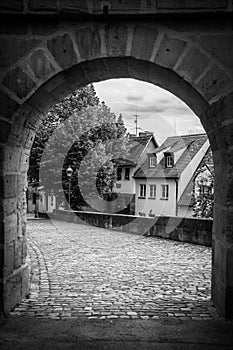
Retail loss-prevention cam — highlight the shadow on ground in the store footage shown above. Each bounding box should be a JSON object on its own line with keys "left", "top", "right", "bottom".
{"left": 1, "top": 317, "right": 233, "bottom": 349}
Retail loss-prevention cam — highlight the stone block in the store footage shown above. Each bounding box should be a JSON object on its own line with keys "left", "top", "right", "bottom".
{"left": 155, "top": 35, "right": 187, "bottom": 69}
{"left": 105, "top": 23, "right": 128, "bottom": 56}
{"left": 3, "top": 269, "right": 22, "bottom": 314}
{"left": 175, "top": 47, "right": 209, "bottom": 82}
{"left": 4, "top": 175, "right": 17, "bottom": 199}
{"left": 75, "top": 25, "right": 101, "bottom": 61}
{"left": 14, "top": 239, "right": 23, "bottom": 270}
{"left": 128, "top": 58, "right": 150, "bottom": 81}
{"left": 5, "top": 213, "right": 18, "bottom": 244}
{"left": 196, "top": 65, "right": 231, "bottom": 101}
{"left": 29, "top": 49, "right": 55, "bottom": 79}
{"left": 64, "top": 64, "right": 89, "bottom": 89}
{"left": 157, "top": 0, "right": 228, "bottom": 9}
{"left": 199, "top": 35, "right": 233, "bottom": 69}
{"left": 0, "top": 21, "right": 27, "bottom": 34}
{"left": 131, "top": 25, "right": 158, "bottom": 60}
{"left": 0, "top": 37, "right": 41, "bottom": 67}
{"left": 0, "top": 90, "right": 19, "bottom": 121}
{"left": 79, "top": 59, "right": 110, "bottom": 84}
{"left": 104, "top": 57, "right": 129, "bottom": 79}
{"left": 3, "top": 147, "right": 21, "bottom": 172}
{"left": 28, "top": 0, "right": 57, "bottom": 11}
{"left": 0, "top": 0, "right": 24, "bottom": 12}
{"left": 31, "top": 21, "right": 59, "bottom": 35}
{"left": 61, "top": 0, "right": 88, "bottom": 12}
{"left": 4, "top": 242, "right": 14, "bottom": 277}
{"left": 3, "top": 67, "right": 36, "bottom": 100}
{"left": 21, "top": 264, "right": 29, "bottom": 299}
{"left": 0, "top": 120, "right": 11, "bottom": 143}
{"left": 47, "top": 34, "right": 77, "bottom": 69}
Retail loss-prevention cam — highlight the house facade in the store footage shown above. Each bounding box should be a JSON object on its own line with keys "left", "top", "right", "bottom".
{"left": 133, "top": 134, "right": 211, "bottom": 218}
{"left": 112, "top": 132, "right": 158, "bottom": 214}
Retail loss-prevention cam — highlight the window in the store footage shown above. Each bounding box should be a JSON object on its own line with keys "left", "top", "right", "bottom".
{"left": 139, "top": 184, "right": 146, "bottom": 198}
{"left": 161, "top": 184, "right": 169, "bottom": 199}
{"left": 149, "top": 184, "right": 156, "bottom": 198}
{"left": 149, "top": 156, "right": 156, "bottom": 168}
{"left": 125, "top": 167, "right": 130, "bottom": 180}
{"left": 166, "top": 156, "right": 173, "bottom": 168}
{"left": 164, "top": 152, "right": 174, "bottom": 168}
{"left": 117, "top": 167, "right": 122, "bottom": 180}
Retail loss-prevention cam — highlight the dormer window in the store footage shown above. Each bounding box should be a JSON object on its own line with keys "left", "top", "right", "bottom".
{"left": 164, "top": 152, "right": 174, "bottom": 168}
{"left": 149, "top": 154, "right": 157, "bottom": 168}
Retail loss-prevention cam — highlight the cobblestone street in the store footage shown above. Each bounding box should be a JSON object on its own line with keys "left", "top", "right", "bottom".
{"left": 10, "top": 219, "right": 220, "bottom": 321}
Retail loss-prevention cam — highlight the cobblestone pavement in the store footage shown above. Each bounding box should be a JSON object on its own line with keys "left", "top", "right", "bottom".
{"left": 10, "top": 219, "right": 220, "bottom": 321}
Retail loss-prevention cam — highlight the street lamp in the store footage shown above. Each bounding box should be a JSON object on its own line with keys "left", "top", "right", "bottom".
{"left": 66, "top": 165, "right": 73, "bottom": 215}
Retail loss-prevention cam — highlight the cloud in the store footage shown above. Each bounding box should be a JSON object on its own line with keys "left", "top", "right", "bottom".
{"left": 93, "top": 78, "right": 205, "bottom": 142}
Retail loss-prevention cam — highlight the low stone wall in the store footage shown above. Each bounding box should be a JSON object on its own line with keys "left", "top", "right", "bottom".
{"left": 50, "top": 210, "right": 212, "bottom": 247}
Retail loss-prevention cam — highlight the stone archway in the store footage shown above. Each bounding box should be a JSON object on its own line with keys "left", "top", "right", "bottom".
{"left": 0, "top": 5, "right": 233, "bottom": 317}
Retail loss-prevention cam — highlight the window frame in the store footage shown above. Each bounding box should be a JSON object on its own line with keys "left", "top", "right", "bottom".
{"left": 117, "top": 167, "right": 122, "bottom": 181}
{"left": 161, "top": 184, "right": 169, "bottom": 200}
{"left": 124, "top": 167, "right": 130, "bottom": 180}
{"left": 139, "top": 184, "right": 146, "bottom": 198}
{"left": 166, "top": 155, "right": 173, "bottom": 168}
{"left": 149, "top": 184, "right": 156, "bottom": 198}
{"left": 149, "top": 156, "right": 156, "bottom": 168}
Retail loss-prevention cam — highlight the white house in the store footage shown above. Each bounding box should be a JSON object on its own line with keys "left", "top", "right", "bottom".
{"left": 133, "top": 134, "right": 211, "bottom": 218}
{"left": 112, "top": 132, "right": 158, "bottom": 214}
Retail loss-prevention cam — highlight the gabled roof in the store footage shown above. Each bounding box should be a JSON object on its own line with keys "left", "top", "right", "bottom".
{"left": 178, "top": 147, "right": 213, "bottom": 207}
{"left": 117, "top": 134, "right": 158, "bottom": 166}
{"left": 134, "top": 133, "right": 208, "bottom": 179}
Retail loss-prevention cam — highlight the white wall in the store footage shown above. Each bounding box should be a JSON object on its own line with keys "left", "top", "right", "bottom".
{"left": 135, "top": 178, "right": 177, "bottom": 217}
{"left": 177, "top": 205, "right": 193, "bottom": 218}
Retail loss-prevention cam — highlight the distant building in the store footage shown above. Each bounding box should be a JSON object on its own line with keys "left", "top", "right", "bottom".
{"left": 133, "top": 134, "right": 211, "bottom": 218}
{"left": 112, "top": 132, "right": 158, "bottom": 214}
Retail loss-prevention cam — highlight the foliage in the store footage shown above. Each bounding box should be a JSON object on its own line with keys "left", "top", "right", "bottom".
{"left": 28, "top": 84, "right": 99, "bottom": 186}
{"left": 39, "top": 103, "right": 129, "bottom": 210}
{"left": 192, "top": 158, "right": 214, "bottom": 219}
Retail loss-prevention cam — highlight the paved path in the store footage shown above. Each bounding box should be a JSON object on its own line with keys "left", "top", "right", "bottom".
{"left": 10, "top": 219, "right": 220, "bottom": 321}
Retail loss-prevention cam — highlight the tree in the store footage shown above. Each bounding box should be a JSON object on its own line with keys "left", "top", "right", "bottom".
{"left": 192, "top": 151, "right": 214, "bottom": 218}
{"left": 28, "top": 84, "right": 99, "bottom": 186}
{"left": 39, "top": 103, "right": 129, "bottom": 210}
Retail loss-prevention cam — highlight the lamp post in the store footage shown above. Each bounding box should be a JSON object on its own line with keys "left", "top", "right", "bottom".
{"left": 66, "top": 165, "right": 73, "bottom": 215}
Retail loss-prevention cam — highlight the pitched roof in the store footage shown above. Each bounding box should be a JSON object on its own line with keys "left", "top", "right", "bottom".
{"left": 134, "top": 134, "right": 208, "bottom": 179}
{"left": 117, "top": 134, "right": 158, "bottom": 166}
{"left": 178, "top": 147, "right": 213, "bottom": 207}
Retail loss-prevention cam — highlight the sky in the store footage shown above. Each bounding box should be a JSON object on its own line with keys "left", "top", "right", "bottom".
{"left": 93, "top": 78, "right": 205, "bottom": 145}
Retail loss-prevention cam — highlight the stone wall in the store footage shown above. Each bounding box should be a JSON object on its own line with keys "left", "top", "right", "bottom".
{"left": 51, "top": 210, "right": 213, "bottom": 247}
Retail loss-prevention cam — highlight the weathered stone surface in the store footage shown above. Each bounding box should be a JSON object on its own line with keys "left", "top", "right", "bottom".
{"left": 14, "top": 239, "right": 23, "bottom": 269}
{"left": 4, "top": 269, "right": 22, "bottom": 314}
{"left": 199, "top": 35, "right": 233, "bottom": 69}
{"left": 105, "top": 24, "right": 128, "bottom": 56}
{"left": 176, "top": 47, "right": 209, "bottom": 82}
{"left": 155, "top": 35, "right": 187, "bottom": 69}
{"left": 47, "top": 34, "right": 77, "bottom": 69}
{"left": 157, "top": 0, "right": 228, "bottom": 9}
{"left": 4, "top": 242, "right": 14, "bottom": 277}
{"left": 3, "top": 67, "right": 36, "bottom": 99}
{"left": 31, "top": 21, "right": 59, "bottom": 35}
{"left": 29, "top": 49, "right": 55, "bottom": 79}
{"left": 28, "top": 0, "right": 57, "bottom": 11}
{"left": 131, "top": 25, "right": 158, "bottom": 60}
{"left": 197, "top": 65, "right": 231, "bottom": 101}
{"left": 0, "top": 0, "right": 24, "bottom": 12}
{"left": 0, "top": 38, "right": 41, "bottom": 67}
{"left": 3, "top": 175, "right": 17, "bottom": 199}
{"left": 0, "top": 120, "right": 11, "bottom": 143}
{"left": 60, "top": 0, "right": 88, "bottom": 12}
{"left": 0, "top": 90, "right": 19, "bottom": 121}
{"left": 75, "top": 25, "right": 101, "bottom": 60}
